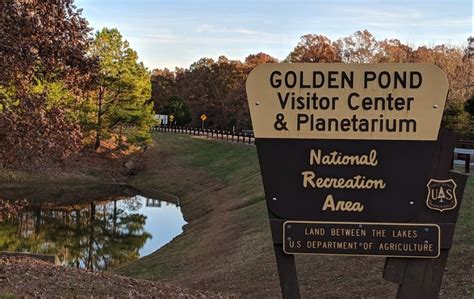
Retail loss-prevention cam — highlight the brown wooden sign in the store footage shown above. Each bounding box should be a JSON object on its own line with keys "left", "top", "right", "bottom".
{"left": 257, "top": 139, "right": 441, "bottom": 222}
{"left": 283, "top": 221, "right": 440, "bottom": 258}
{"left": 246, "top": 63, "right": 468, "bottom": 299}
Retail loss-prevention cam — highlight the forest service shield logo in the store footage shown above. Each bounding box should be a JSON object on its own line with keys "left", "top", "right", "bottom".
{"left": 426, "top": 179, "right": 457, "bottom": 212}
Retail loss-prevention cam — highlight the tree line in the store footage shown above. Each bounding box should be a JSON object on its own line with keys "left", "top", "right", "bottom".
{"left": 152, "top": 31, "right": 473, "bottom": 135}
{"left": 0, "top": 1, "right": 472, "bottom": 168}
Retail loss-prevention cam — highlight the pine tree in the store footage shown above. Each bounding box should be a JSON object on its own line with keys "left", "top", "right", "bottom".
{"left": 88, "top": 28, "right": 154, "bottom": 149}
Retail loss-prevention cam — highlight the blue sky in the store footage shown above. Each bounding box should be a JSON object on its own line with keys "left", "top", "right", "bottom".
{"left": 76, "top": 0, "right": 472, "bottom": 70}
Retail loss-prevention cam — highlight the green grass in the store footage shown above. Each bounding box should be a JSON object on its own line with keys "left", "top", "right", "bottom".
{"left": 450, "top": 173, "right": 474, "bottom": 253}
{"left": 157, "top": 133, "right": 260, "bottom": 183}
{"left": 131, "top": 132, "right": 264, "bottom": 203}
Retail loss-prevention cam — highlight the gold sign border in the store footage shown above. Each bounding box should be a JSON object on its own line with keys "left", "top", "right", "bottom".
{"left": 283, "top": 221, "right": 441, "bottom": 259}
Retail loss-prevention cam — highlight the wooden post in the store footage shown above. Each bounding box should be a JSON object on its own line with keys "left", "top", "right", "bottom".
{"left": 268, "top": 209, "right": 301, "bottom": 299}
{"left": 383, "top": 130, "right": 468, "bottom": 299}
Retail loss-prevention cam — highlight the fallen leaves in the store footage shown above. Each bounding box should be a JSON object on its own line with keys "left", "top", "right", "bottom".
{"left": 0, "top": 256, "right": 227, "bottom": 298}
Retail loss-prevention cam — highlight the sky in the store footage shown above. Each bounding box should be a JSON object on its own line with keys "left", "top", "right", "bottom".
{"left": 75, "top": 0, "right": 472, "bottom": 70}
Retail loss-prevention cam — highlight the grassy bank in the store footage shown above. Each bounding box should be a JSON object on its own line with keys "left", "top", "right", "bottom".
{"left": 115, "top": 132, "right": 473, "bottom": 298}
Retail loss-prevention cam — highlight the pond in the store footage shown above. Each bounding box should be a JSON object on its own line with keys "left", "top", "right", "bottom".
{"left": 0, "top": 184, "right": 187, "bottom": 271}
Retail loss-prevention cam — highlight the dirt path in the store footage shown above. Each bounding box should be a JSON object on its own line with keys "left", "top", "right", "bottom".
{"left": 115, "top": 133, "right": 473, "bottom": 298}
{"left": 0, "top": 256, "right": 223, "bottom": 298}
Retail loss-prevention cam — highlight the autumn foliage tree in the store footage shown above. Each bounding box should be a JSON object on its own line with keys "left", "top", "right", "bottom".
{"left": 337, "top": 30, "right": 378, "bottom": 63}
{"left": 174, "top": 57, "right": 245, "bottom": 128}
{"left": 0, "top": 0, "right": 95, "bottom": 91}
{"left": 0, "top": 0, "right": 96, "bottom": 167}
{"left": 244, "top": 52, "right": 278, "bottom": 69}
{"left": 150, "top": 53, "right": 277, "bottom": 130}
{"left": 287, "top": 34, "right": 341, "bottom": 63}
{"left": 150, "top": 68, "right": 176, "bottom": 113}
{"left": 0, "top": 94, "right": 83, "bottom": 167}
{"left": 286, "top": 31, "right": 471, "bottom": 133}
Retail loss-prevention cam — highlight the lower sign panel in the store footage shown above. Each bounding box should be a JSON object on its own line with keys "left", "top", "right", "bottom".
{"left": 283, "top": 221, "right": 440, "bottom": 258}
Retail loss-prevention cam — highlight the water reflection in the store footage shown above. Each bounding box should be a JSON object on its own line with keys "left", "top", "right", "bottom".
{"left": 0, "top": 185, "right": 186, "bottom": 271}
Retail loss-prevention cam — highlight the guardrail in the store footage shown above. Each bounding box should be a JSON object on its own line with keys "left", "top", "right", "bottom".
{"left": 457, "top": 139, "right": 474, "bottom": 149}
{"left": 153, "top": 125, "right": 255, "bottom": 145}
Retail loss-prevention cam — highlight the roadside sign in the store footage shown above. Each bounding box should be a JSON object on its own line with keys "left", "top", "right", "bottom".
{"left": 246, "top": 63, "right": 467, "bottom": 298}
{"left": 169, "top": 115, "right": 174, "bottom": 122}
{"left": 247, "top": 64, "right": 450, "bottom": 223}
{"left": 201, "top": 114, "right": 207, "bottom": 121}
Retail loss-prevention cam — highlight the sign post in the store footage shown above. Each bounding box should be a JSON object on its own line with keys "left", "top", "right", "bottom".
{"left": 201, "top": 113, "right": 207, "bottom": 129}
{"left": 246, "top": 64, "right": 467, "bottom": 298}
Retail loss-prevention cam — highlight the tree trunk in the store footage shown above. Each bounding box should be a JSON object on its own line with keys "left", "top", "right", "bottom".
{"left": 94, "top": 132, "right": 101, "bottom": 150}
{"left": 95, "top": 87, "right": 103, "bottom": 150}
{"left": 118, "top": 124, "right": 123, "bottom": 147}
